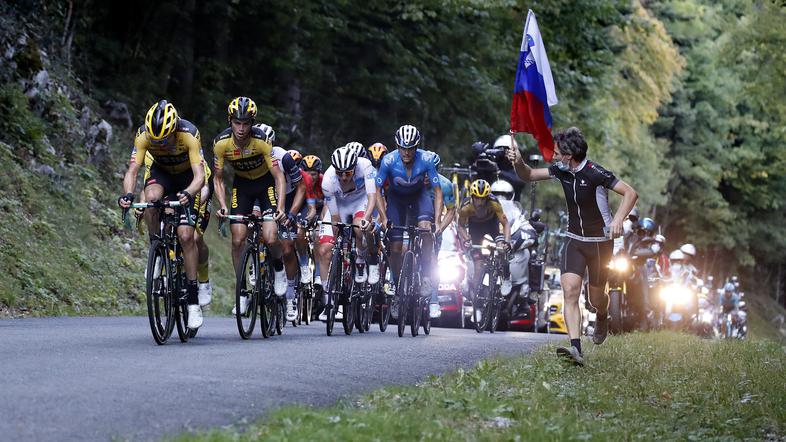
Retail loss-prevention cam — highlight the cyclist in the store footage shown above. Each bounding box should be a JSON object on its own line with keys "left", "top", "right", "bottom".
{"left": 718, "top": 282, "right": 740, "bottom": 335}
{"left": 131, "top": 147, "right": 215, "bottom": 307}
{"left": 118, "top": 100, "right": 206, "bottom": 329}
{"left": 375, "top": 124, "right": 443, "bottom": 304}
{"left": 268, "top": 147, "right": 308, "bottom": 321}
{"left": 457, "top": 179, "right": 512, "bottom": 305}
{"left": 321, "top": 145, "right": 379, "bottom": 281}
{"left": 507, "top": 127, "right": 638, "bottom": 365}
{"left": 296, "top": 154, "right": 324, "bottom": 286}
{"left": 212, "top": 97, "right": 288, "bottom": 315}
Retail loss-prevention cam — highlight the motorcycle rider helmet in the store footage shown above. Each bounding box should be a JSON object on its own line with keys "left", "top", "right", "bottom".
{"left": 669, "top": 250, "right": 685, "bottom": 261}
{"left": 253, "top": 123, "right": 275, "bottom": 143}
{"left": 470, "top": 179, "right": 491, "bottom": 198}
{"left": 331, "top": 145, "right": 358, "bottom": 172}
{"left": 490, "top": 180, "right": 515, "bottom": 201}
{"left": 492, "top": 134, "right": 518, "bottom": 150}
{"left": 638, "top": 217, "right": 656, "bottom": 236}
{"left": 395, "top": 124, "right": 421, "bottom": 149}
{"left": 301, "top": 155, "right": 322, "bottom": 172}
{"left": 227, "top": 96, "right": 257, "bottom": 122}
{"left": 145, "top": 100, "right": 179, "bottom": 141}
{"left": 680, "top": 243, "right": 696, "bottom": 257}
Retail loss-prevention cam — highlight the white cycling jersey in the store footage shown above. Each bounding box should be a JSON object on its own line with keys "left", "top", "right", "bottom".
{"left": 322, "top": 157, "right": 376, "bottom": 222}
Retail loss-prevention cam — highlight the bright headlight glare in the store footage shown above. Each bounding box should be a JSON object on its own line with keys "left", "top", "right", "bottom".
{"left": 608, "top": 257, "right": 629, "bottom": 271}
{"left": 439, "top": 265, "right": 461, "bottom": 282}
{"left": 660, "top": 284, "right": 692, "bottom": 305}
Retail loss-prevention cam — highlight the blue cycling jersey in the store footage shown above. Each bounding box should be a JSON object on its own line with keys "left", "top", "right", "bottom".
{"left": 375, "top": 149, "right": 440, "bottom": 196}
{"left": 427, "top": 173, "right": 455, "bottom": 209}
{"left": 719, "top": 292, "right": 739, "bottom": 308}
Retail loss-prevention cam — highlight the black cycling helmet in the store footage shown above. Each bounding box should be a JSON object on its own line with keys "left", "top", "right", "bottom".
{"left": 227, "top": 96, "right": 257, "bottom": 122}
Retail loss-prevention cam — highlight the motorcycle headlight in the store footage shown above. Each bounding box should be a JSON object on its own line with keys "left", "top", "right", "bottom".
{"left": 660, "top": 284, "right": 693, "bottom": 305}
{"left": 608, "top": 257, "right": 629, "bottom": 272}
{"left": 700, "top": 311, "right": 714, "bottom": 323}
{"left": 438, "top": 256, "right": 464, "bottom": 283}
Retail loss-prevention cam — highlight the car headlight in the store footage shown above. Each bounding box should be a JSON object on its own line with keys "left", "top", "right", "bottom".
{"left": 608, "top": 257, "right": 629, "bottom": 272}
{"left": 660, "top": 284, "right": 693, "bottom": 305}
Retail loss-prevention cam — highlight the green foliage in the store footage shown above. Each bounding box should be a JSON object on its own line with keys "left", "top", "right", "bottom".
{"left": 172, "top": 332, "right": 786, "bottom": 441}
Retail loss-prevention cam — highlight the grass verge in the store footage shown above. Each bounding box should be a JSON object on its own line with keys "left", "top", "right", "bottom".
{"left": 174, "top": 332, "right": 785, "bottom": 441}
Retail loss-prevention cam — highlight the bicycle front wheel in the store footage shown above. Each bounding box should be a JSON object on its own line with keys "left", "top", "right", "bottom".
{"left": 397, "top": 252, "right": 414, "bottom": 338}
{"left": 236, "top": 244, "right": 260, "bottom": 339}
{"left": 145, "top": 241, "right": 174, "bottom": 345}
{"left": 473, "top": 286, "right": 490, "bottom": 333}
{"left": 325, "top": 249, "right": 342, "bottom": 336}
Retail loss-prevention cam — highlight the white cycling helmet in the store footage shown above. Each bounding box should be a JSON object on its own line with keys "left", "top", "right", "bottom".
{"left": 253, "top": 123, "right": 276, "bottom": 143}
{"left": 654, "top": 234, "right": 666, "bottom": 244}
{"left": 490, "top": 180, "right": 515, "bottom": 200}
{"left": 395, "top": 124, "right": 421, "bottom": 149}
{"left": 492, "top": 134, "right": 518, "bottom": 150}
{"left": 679, "top": 243, "right": 696, "bottom": 257}
{"left": 669, "top": 249, "right": 685, "bottom": 261}
{"left": 331, "top": 145, "right": 358, "bottom": 172}
{"left": 345, "top": 141, "right": 366, "bottom": 158}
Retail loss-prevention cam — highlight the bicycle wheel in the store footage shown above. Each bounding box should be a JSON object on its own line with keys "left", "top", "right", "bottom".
{"left": 489, "top": 271, "right": 501, "bottom": 333}
{"left": 302, "top": 284, "right": 313, "bottom": 325}
{"left": 173, "top": 261, "right": 190, "bottom": 343}
{"left": 397, "top": 252, "right": 414, "bottom": 338}
{"left": 342, "top": 290, "right": 355, "bottom": 336}
{"left": 293, "top": 287, "right": 303, "bottom": 327}
{"left": 236, "top": 244, "right": 260, "bottom": 339}
{"left": 259, "top": 261, "right": 275, "bottom": 338}
{"left": 363, "top": 290, "right": 374, "bottom": 332}
{"left": 325, "top": 249, "right": 342, "bottom": 336}
{"left": 275, "top": 296, "right": 285, "bottom": 335}
{"left": 411, "top": 274, "right": 422, "bottom": 337}
{"left": 473, "top": 286, "right": 489, "bottom": 333}
{"left": 354, "top": 291, "right": 364, "bottom": 333}
{"left": 145, "top": 241, "right": 174, "bottom": 345}
{"left": 378, "top": 287, "right": 392, "bottom": 333}
{"left": 423, "top": 297, "right": 432, "bottom": 335}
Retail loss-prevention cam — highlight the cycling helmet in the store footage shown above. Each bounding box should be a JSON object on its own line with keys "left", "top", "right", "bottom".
{"left": 301, "top": 155, "right": 322, "bottom": 172}
{"left": 490, "top": 180, "right": 515, "bottom": 201}
{"left": 470, "top": 179, "right": 491, "bottom": 198}
{"left": 638, "top": 217, "right": 656, "bottom": 235}
{"left": 654, "top": 234, "right": 666, "bottom": 244}
{"left": 424, "top": 150, "right": 441, "bottom": 168}
{"left": 723, "top": 282, "right": 735, "bottom": 293}
{"left": 395, "top": 124, "right": 421, "bottom": 149}
{"left": 227, "top": 96, "right": 257, "bottom": 122}
{"left": 331, "top": 146, "right": 358, "bottom": 172}
{"left": 680, "top": 243, "right": 696, "bottom": 257}
{"left": 144, "top": 100, "right": 179, "bottom": 141}
{"left": 731, "top": 275, "right": 739, "bottom": 283}
{"left": 345, "top": 141, "right": 366, "bottom": 159}
{"left": 287, "top": 149, "right": 302, "bottom": 164}
{"left": 368, "top": 143, "right": 388, "bottom": 166}
{"left": 628, "top": 207, "right": 640, "bottom": 222}
{"left": 253, "top": 123, "right": 276, "bottom": 143}
{"left": 669, "top": 250, "right": 684, "bottom": 261}
{"left": 492, "top": 134, "right": 518, "bottom": 150}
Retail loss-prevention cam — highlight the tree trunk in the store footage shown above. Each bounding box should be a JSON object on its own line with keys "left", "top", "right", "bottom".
{"left": 171, "top": 0, "right": 196, "bottom": 111}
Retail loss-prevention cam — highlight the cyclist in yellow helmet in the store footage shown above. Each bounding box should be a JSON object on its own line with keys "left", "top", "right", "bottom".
{"left": 458, "top": 179, "right": 512, "bottom": 300}
{"left": 118, "top": 99, "right": 206, "bottom": 329}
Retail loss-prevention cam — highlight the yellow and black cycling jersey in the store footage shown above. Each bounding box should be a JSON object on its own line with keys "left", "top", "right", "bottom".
{"left": 458, "top": 195, "right": 506, "bottom": 225}
{"left": 132, "top": 118, "right": 203, "bottom": 175}
{"left": 212, "top": 126, "right": 275, "bottom": 180}
{"left": 130, "top": 148, "right": 211, "bottom": 183}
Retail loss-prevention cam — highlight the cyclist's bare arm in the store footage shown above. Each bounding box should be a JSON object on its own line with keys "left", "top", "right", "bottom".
{"left": 214, "top": 168, "right": 228, "bottom": 216}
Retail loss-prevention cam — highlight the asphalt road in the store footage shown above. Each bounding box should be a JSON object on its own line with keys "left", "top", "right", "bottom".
{"left": 0, "top": 316, "right": 552, "bottom": 441}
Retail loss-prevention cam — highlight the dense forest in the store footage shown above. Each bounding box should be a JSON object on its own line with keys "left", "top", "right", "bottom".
{"left": 0, "top": 0, "right": 784, "bottom": 314}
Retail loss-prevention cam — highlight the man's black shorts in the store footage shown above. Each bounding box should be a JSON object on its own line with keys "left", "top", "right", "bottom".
{"left": 144, "top": 165, "right": 197, "bottom": 227}
{"left": 562, "top": 238, "right": 613, "bottom": 287}
{"left": 230, "top": 174, "right": 277, "bottom": 224}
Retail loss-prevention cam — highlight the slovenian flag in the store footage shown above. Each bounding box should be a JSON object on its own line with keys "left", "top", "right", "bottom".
{"left": 510, "top": 10, "right": 558, "bottom": 162}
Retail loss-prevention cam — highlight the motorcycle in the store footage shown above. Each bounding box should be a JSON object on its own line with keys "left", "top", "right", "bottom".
{"left": 498, "top": 210, "right": 541, "bottom": 332}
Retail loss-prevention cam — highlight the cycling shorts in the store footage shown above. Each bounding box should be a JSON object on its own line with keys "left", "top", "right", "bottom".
{"left": 230, "top": 174, "right": 277, "bottom": 225}
{"left": 468, "top": 218, "right": 503, "bottom": 245}
{"left": 562, "top": 238, "right": 613, "bottom": 287}
{"left": 386, "top": 190, "right": 434, "bottom": 241}
{"left": 144, "top": 165, "right": 197, "bottom": 227}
